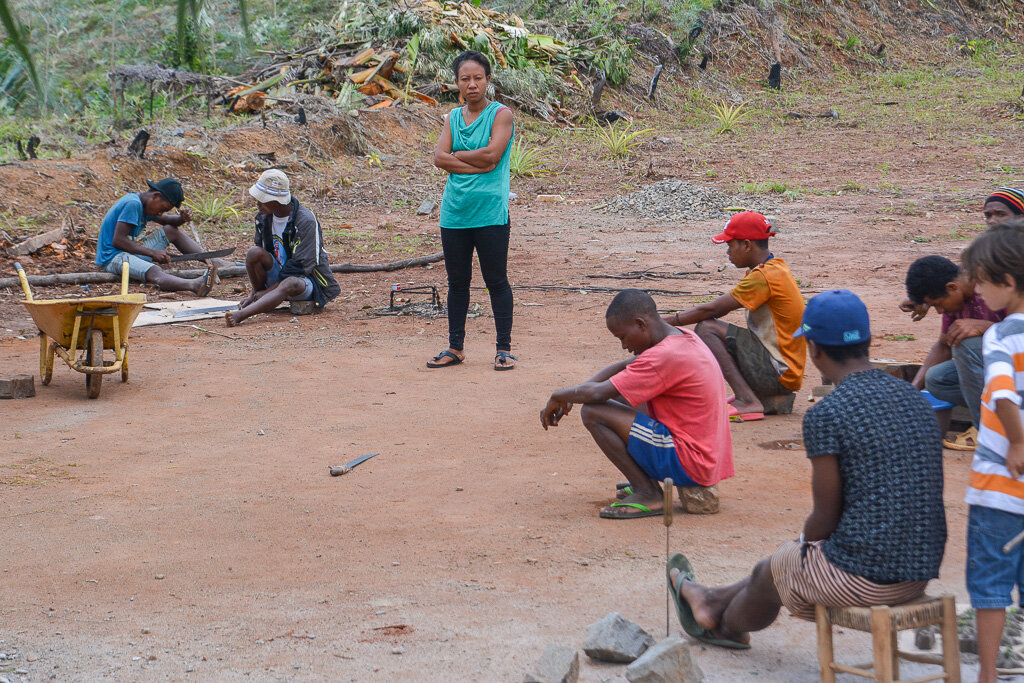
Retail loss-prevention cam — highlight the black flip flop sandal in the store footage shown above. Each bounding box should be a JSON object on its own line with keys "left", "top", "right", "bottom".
{"left": 427, "top": 350, "right": 463, "bottom": 369}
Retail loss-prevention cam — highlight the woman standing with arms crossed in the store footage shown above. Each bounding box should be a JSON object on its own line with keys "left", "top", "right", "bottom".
{"left": 426, "top": 50, "right": 517, "bottom": 371}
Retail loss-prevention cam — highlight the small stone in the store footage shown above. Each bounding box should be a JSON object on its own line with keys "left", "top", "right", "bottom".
{"left": 289, "top": 300, "right": 316, "bottom": 316}
{"left": 14, "top": 670, "right": 28, "bottom": 676}
{"left": 391, "top": 647, "right": 403, "bottom": 655}
{"left": 680, "top": 485, "right": 720, "bottom": 515}
{"left": 0, "top": 374, "right": 35, "bottom": 399}
{"left": 256, "top": 430, "right": 265, "bottom": 436}
{"left": 416, "top": 199, "right": 437, "bottom": 215}
{"left": 625, "top": 636, "right": 703, "bottom": 682}
{"left": 583, "top": 612, "right": 654, "bottom": 663}
{"left": 914, "top": 627, "right": 935, "bottom": 650}
{"left": 154, "top": 574, "right": 165, "bottom": 580}
{"left": 132, "top": 657, "right": 141, "bottom": 661}
{"left": 146, "top": 655, "right": 157, "bottom": 661}
{"left": 392, "top": 561, "right": 400, "bottom": 566}
{"left": 25, "top": 653, "right": 38, "bottom": 662}
{"left": 141, "top": 628, "right": 151, "bottom": 635}
{"left": 523, "top": 645, "right": 579, "bottom": 683}
{"left": 289, "top": 317, "right": 299, "bottom": 323}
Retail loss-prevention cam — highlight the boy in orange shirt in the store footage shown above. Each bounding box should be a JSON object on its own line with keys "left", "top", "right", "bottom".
{"left": 666, "top": 212, "right": 806, "bottom": 421}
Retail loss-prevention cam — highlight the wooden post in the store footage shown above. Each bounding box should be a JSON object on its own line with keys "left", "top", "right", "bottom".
{"left": 871, "top": 605, "right": 894, "bottom": 682}
{"left": 940, "top": 594, "right": 961, "bottom": 683}
{"left": 815, "top": 605, "right": 837, "bottom": 683}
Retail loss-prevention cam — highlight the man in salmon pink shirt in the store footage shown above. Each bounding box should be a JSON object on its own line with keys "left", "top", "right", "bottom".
{"left": 540, "top": 289, "right": 734, "bottom": 519}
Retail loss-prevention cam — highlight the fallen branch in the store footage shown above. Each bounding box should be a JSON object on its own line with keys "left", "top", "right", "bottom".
{"left": 475, "top": 284, "right": 692, "bottom": 296}
{"left": 0, "top": 252, "right": 445, "bottom": 289}
{"left": 586, "top": 269, "right": 708, "bottom": 280}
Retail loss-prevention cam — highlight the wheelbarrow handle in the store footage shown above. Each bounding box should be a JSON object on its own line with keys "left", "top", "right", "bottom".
{"left": 14, "top": 262, "right": 32, "bottom": 301}
{"left": 120, "top": 257, "right": 130, "bottom": 295}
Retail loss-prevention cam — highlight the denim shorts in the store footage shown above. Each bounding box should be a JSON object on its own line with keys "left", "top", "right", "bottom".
{"left": 967, "top": 504, "right": 1024, "bottom": 609}
{"left": 266, "top": 258, "right": 313, "bottom": 301}
{"left": 101, "top": 230, "right": 169, "bottom": 281}
{"left": 627, "top": 414, "right": 699, "bottom": 487}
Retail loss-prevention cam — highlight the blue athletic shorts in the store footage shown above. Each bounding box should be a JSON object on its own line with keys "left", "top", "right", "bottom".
{"left": 266, "top": 258, "right": 314, "bottom": 301}
{"left": 967, "top": 504, "right": 1024, "bottom": 609}
{"left": 627, "top": 414, "right": 699, "bottom": 486}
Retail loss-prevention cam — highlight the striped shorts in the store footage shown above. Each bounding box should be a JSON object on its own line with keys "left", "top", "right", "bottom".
{"left": 770, "top": 540, "right": 927, "bottom": 622}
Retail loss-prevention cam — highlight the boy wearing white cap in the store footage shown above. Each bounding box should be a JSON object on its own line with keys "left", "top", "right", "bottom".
{"left": 227, "top": 170, "right": 339, "bottom": 326}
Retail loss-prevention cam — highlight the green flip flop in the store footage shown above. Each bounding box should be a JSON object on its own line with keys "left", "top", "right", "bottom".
{"left": 666, "top": 552, "right": 751, "bottom": 650}
{"left": 599, "top": 502, "right": 662, "bottom": 519}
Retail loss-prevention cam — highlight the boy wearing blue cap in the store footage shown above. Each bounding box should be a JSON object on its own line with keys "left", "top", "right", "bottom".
{"left": 665, "top": 290, "right": 946, "bottom": 650}
{"left": 94, "top": 177, "right": 216, "bottom": 294}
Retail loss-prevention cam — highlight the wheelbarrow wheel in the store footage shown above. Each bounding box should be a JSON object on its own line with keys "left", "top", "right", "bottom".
{"left": 39, "top": 333, "right": 53, "bottom": 385}
{"left": 121, "top": 348, "right": 129, "bottom": 383}
{"left": 86, "top": 330, "right": 103, "bottom": 399}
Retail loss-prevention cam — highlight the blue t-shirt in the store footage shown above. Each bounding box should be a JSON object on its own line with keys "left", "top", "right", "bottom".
{"left": 95, "top": 193, "right": 150, "bottom": 266}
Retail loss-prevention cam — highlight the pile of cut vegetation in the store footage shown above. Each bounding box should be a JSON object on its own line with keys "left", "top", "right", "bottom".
{"left": 595, "top": 179, "right": 779, "bottom": 222}
{"left": 218, "top": 0, "right": 632, "bottom": 121}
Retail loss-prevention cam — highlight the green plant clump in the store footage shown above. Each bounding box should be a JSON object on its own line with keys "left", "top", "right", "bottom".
{"left": 596, "top": 122, "right": 652, "bottom": 158}
{"left": 509, "top": 138, "right": 554, "bottom": 176}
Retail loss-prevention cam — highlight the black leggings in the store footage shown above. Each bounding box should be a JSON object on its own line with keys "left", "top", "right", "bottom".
{"left": 440, "top": 223, "right": 513, "bottom": 352}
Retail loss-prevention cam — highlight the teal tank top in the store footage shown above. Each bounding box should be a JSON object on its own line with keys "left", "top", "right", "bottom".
{"left": 439, "top": 101, "right": 514, "bottom": 229}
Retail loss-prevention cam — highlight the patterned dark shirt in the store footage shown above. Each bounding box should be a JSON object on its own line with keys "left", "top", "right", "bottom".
{"left": 803, "top": 369, "right": 946, "bottom": 583}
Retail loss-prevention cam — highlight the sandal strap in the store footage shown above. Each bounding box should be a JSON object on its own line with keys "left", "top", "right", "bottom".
{"left": 433, "top": 350, "right": 459, "bottom": 362}
{"left": 609, "top": 502, "right": 652, "bottom": 513}
{"left": 495, "top": 352, "right": 517, "bottom": 361}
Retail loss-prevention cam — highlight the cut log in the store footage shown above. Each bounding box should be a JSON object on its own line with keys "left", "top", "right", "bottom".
{"left": 0, "top": 253, "right": 445, "bottom": 289}
{"left": 8, "top": 228, "right": 64, "bottom": 256}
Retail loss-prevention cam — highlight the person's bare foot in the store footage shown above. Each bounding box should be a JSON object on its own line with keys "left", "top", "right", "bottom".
{"left": 225, "top": 310, "right": 243, "bottom": 327}
{"left": 600, "top": 490, "right": 663, "bottom": 517}
{"left": 729, "top": 398, "right": 764, "bottom": 416}
{"left": 238, "top": 293, "right": 257, "bottom": 309}
{"left": 671, "top": 568, "right": 721, "bottom": 632}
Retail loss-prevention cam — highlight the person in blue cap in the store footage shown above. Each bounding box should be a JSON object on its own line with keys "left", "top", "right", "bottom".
{"left": 94, "top": 177, "right": 216, "bottom": 294}
{"left": 664, "top": 290, "right": 946, "bottom": 650}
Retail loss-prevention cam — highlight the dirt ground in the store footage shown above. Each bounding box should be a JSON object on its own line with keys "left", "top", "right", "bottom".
{"left": 2, "top": 68, "right": 1023, "bottom": 680}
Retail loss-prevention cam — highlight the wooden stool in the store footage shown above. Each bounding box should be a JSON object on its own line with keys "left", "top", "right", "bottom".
{"left": 815, "top": 594, "right": 960, "bottom": 683}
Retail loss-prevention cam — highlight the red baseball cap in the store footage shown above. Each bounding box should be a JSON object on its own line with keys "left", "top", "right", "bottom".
{"left": 711, "top": 211, "right": 776, "bottom": 244}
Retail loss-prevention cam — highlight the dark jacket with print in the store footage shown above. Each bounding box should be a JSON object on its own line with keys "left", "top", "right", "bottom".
{"left": 254, "top": 198, "right": 340, "bottom": 308}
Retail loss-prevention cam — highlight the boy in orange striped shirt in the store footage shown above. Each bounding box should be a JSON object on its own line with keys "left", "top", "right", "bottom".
{"left": 960, "top": 218, "right": 1024, "bottom": 683}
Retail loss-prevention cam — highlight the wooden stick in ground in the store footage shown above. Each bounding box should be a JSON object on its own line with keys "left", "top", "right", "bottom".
{"left": 664, "top": 477, "right": 674, "bottom": 638}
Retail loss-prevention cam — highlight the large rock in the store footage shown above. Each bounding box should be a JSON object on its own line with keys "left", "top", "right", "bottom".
{"left": 625, "top": 636, "right": 704, "bottom": 683}
{"left": 583, "top": 612, "right": 654, "bottom": 663}
{"left": 680, "top": 485, "right": 719, "bottom": 514}
{"left": 523, "top": 645, "right": 579, "bottom": 683}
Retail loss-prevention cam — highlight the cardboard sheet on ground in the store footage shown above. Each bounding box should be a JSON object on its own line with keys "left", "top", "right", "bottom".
{"left": 135, "top": 298, "right": 241, "bottom": 326}
{"left": 135, "top": 298, "right": 291, "bottom": 326}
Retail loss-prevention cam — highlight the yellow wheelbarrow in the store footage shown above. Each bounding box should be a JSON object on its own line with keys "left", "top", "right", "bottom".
{"left": 15, "top": 260, "right": 146, "bottom": 399}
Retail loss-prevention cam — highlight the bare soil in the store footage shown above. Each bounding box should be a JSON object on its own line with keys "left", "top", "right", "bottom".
{"left": 2, "top": 48, "right": 1022, "bottom": 680}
